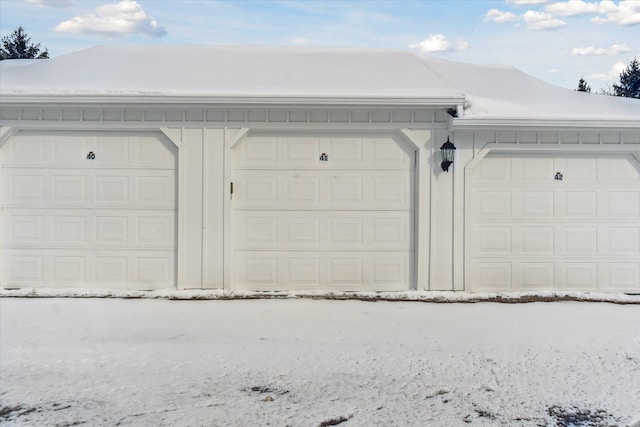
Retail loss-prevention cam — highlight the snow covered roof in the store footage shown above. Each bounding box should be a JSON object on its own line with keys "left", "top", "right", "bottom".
{"left": 1, "top": 45, "right": 638, "bottom": 123}
{"left": 421, "top": 55, "right": 640, "bottom": 123}
{"left": 0, "top": 45, "right": 463, "bottom": 105}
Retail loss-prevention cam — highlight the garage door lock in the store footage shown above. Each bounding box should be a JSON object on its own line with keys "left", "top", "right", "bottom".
{"left": 554, "top": 172, "right": 563, "bottom": 181}
{"left": 87, "top": 151, "right": 96, "bottom": 160}
{"left": 320, "top": 153, "right": 328, "bottom": 161}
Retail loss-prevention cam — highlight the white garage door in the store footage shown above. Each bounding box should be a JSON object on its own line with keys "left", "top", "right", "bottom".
{"left": 0, "top": 131, "right": 177, "bottom": 289}
{"left": 233, "top": 133, "right": 414, "bottom": 291}
{"left": 467, "top": 153, "right": 640, "bottom": 292}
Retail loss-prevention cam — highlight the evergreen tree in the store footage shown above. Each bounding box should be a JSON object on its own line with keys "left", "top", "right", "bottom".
{"left": 0, "top": 26, "right": 49, "bottom": 60}
{"left": 576, "top": 78, "right": 591, "bottom": 93}
{"left": 612, "top": 58, "right": 640, "bottom": 99}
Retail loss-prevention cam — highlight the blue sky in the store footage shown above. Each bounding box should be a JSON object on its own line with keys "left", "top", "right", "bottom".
{"left": 1, "top": 0, "right": 638, "bottom": 90}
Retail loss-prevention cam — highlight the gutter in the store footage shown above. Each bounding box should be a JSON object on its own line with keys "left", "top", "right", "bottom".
{"left": 453, "top": 117, "right": 640, "bottom": 131}
{"left": 0, "top": 94, "right": 466, "bottom": 109}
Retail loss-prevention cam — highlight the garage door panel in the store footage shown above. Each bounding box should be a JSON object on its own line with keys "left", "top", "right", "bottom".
{"left": 53, "top": 215, "right": 88, "bottom": 243}
{"left": 559, "top": 191, "right": 597, "bottom": 218}
{"left": 235, "top": 135, "right": 412, "bottom": 170}
{"left": 559, "top": 157, "right": 597, "bottom": 183}
{"left": 472, "top": 261, "right": 512, "bottom": 290}
{"left": 603, "top": 192, "right": 639, "bottom": 217}
{"left": 468, "top": 153, "right": 640, "bottom": 292}
{"left": 470, "top": 156, "right": 511, "bottom": 183}
{"left": 520, "top": 226, "right": 554, "bottom": 254}
{"left": 236, "top": 211, "right": 411, "bottom": 250}
{"left": 5, "top": 134, "right": 49, "bottom": 163}
{"left": 518, "top": 191, "right": 554, "bottom": 218}
{"left": 600, "top": 227, "right": 640, "bottom": 253}
{"left": 286, "top": 256, "right": 321, "bottom": 287}
{"left": 327, "top": 256, "right": 363, "bottom": 286}
{"left": 472, "top": 191, "right": 511, "bottom": 219}
{"left": 236, "top": 136, "right": 278, "bottom": 167}
{"left": 521, "top": 262, "right": 555, "bottom": 289}
{"left": 136, "top": 174, "right": 175, "bottom": 207}
{"left": 598, "top": 156, "right": 640, "bottom": 183}
{"left": 52, "top": 136, "right": 87, "bottom": 163}
{"left": 286, "top": 176, "right": 321, "bottom": 204}
{"left": 563, "top": 262, "right": 598, "bottom": 290}
{"left": 327, "top": 138, "right": 362, "bottom": 164}
{"left": 53, "top": 175, "right": 88, "bottom": 204}
{"left": 604, "top": 262, "right": 640, "bottom": 289}
{"left": 51, "top": 255, "right": 86, "bottom": 284}
{"left": 236, "top": 170, "right": 411, "bottom": 210}
{"left": 513, "top": 156, "right": 553, "bottom": 182}
{"left": 473, "top": 226, "right": 512, "bottom": 254}
{"left": 3, "top": 253, "right": 46, "bottom": 284}
{"left": 328, "top": 176, "right": 363, "bottom": 205}
{"left": 4, "top": 173, "right": 47, "bottom": 204}
{"left": 284, "top": 138, "right": 320, "bottom": 165}
{"left": 559, "top": 227, "right": 598, "bottom": 254}
{"left": 370, "top": 255, "right": 409, "bottom": 289}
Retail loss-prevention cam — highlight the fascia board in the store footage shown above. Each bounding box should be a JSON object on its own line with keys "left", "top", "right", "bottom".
{"left": 0, "top": 94, "right": 466, "bottom": 109}
{"left": 453, "top": 118, "right": 640, "bottom": 131}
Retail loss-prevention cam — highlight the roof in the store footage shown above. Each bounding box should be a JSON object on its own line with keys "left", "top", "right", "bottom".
{"left": 0, "top": 45, "right": 463, "bottom": 106}
{"left": 1, "top": 45, "right": 638, "bottom": 123}
{"left": 420, "top": 55, "right": 640, "bottom": 123}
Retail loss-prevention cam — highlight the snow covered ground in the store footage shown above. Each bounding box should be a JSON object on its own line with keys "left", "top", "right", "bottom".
{"left": 1, "top": 298, "right": 639, "bottom": 426}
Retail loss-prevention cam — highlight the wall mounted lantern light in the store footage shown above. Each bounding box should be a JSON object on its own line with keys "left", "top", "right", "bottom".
{"left": 440, "top": 137, "right": 456, "bottom": 172}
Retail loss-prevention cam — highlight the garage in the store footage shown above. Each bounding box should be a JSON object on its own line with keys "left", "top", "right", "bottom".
{"left": 233, "top": 132, "right": 415, "bottom": 291}
{"left": 0, "top": 131, "right": 177, "bottom": 289}
{"left": 466, "top": 151, "right": 640, "bottom": 292}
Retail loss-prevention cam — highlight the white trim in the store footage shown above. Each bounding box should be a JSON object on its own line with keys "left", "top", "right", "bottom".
{"left": 466, "top": 143, "right": 640, "bottom": 170}
{"left": 0, "top": 95, "right": 466, "bottom": 108}
{"left": 0, "top": 127, "right": 19, "bottom": 148}
{"left": 223, "top": 129, "right": 234, "bottom": 291}
{"left": 226, "top": 128, "right": 426, "bottom": 291}
{"left": 398, "top": 129, "right": 429, "bottom": 150}
{"left": 159, "top": 127, "right": 183, "bottom": 148}
{"left": 176, "top": 128, "right": 187, "bottom": 289}
{"left": 225, "top": 128, "right": 250, "bottom": 149}
{"left": 453, "top": 118, "right": 640, "bottom": 131}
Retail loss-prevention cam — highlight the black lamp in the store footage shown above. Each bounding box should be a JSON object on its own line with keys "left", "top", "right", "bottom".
{"left": 440, "top": 137, "right": 456, "bottom": 172}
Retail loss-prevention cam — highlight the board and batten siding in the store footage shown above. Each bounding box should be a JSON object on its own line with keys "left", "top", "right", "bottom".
{"left": 1, "top": 106, "right": 639, "bottom": 292}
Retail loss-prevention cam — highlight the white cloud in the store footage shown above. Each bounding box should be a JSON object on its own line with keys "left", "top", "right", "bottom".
{"left": 408, "top": 34, "right": 470, "bottom": 53}
{"left": 522, "top": 10, "right": 566, "bottom": 29}
{"left": 456, "top": 39, "right": 470, "bottom": 51}
{"left": 546, "top": 1, "right": 640, "bottom": 25}
{"left": 507, "top": 0, "right": 551, "bottom": 4}
{"left": 544, "top": 1, "right": 599, "bottom": 16}
{"left": 571, "top": 43, "right": 632, "bottom": 55}
{"left": 25, "top": 0, "right": 73, "bottom": 7}
{"left": 55, "top": 0, "right": 167, "bottom": 38}
{"left": 588, "top": 61, "right": 628, "bottom": 80}
{"left": 548, "top": 68, "right": 560, "bottom": 73}
{"left": 409, "top": 34, "right": 449, "bottom": 53}
{"left": 595, "top": 0, "right": 640, "bottom": 25}
{"left": 484, "top": 9, "right": 518, "bottom": 23}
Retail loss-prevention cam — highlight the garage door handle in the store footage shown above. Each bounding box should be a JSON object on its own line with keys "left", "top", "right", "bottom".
{"left": 230, "top": 182, "right": 233, "bottom": 200}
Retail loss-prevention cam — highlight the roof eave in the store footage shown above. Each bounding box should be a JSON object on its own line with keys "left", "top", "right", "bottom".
{"left": 453, "top": 117, "right": 640, "bottom": 131}
{"left": 0, "top": 94, "right": 466, "bottom": 109}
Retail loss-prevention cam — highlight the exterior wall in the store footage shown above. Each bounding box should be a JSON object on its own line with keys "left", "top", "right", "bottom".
{"left": 0, "top": 106, "right": 449, "bottom": 290}
{"left": 3, "top": 104, "right": 637, "bottom": 291}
